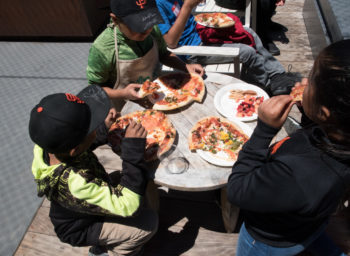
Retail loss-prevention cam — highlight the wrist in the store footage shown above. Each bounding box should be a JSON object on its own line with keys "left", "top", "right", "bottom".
{"left": 182, "top": 2, "right": 195, "bottom": 12}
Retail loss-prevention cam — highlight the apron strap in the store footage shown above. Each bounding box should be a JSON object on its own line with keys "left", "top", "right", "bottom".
{"left": 114, "top": 26, "right": 121, "bottom": 87}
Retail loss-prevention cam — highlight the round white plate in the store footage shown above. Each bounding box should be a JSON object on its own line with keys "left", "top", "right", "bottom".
{"left": 214, "top": 83, "right": 269, "bottom": 122}
{"left": 195, "top": 15, "right": 235, "bottom": 28}
{"left": 197, "top": 117, "right": 253, "bottom": 167}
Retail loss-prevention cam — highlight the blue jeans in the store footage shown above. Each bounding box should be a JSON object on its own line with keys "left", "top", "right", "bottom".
{"left": 187, "top": 28, "right": 285, "bottom": 87}
{"left": 236, "top": 223, "right": 346, "bottom": 256}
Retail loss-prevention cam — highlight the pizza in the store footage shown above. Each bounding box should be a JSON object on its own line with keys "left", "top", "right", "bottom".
{"left": 188, "top": 116, "right": 249, "bottom": 162}
{"left": 148, "top": 72, "right": 205, "bottom": 111}
{"left": 236, "top": 95, "right": 264, "bottom": 117}
{"left": 108, "top": 110, "right": 176, "bottom": 161}
{"left": 290, "top": 83, "right": 306, "bottom": 102}
{"left": 195, "top": 13, "right": 235, "bottom": 28}
{"left": 229, "top": 89, "right": 257, "bottom": 102}
{"left": 138, "top": 80, "right": 160, "bottom": 98}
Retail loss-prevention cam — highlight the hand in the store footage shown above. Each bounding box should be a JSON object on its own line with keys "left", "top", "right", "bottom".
{"left": 275, "top": 0, "right": 285, "bottom": 6}
{"left": 125, "top": 121, "right": 147, "bottom": 138}
{"left": 186, "top": 63, "right": 205, "bottom": 76}
{"left": 120, "top": 84, "right": 142, "bottom": 100}
{"left": 258, "top": 95, "right": 294, "bottom": 129}
{"left": 184, "top": 0, "right": 203, "bottom": 9}
{"left": 104, "top": 108, "right": 119, "bottom": 129}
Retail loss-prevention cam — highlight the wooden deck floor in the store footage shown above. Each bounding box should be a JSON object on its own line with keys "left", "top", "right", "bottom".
{"left": 14, "top": 0, "right": 350, "bottom": 255}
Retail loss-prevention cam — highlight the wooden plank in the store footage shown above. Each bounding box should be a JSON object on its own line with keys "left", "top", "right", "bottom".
{"left": 15, "top": 232, "right": 89, "bottom": 256}
{"left": 42, "top": 198, "right": 50, "bottom": 208}
{"left": 27, "top": 207, "right": 55, "bottom": 236}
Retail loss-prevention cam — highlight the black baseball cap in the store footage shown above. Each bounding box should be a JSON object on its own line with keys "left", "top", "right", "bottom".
{"left": 110, "top": 0, "right": 164, "bottom": 33}
{"left": 29, "top": 85, "right": 110, "bottom": 154}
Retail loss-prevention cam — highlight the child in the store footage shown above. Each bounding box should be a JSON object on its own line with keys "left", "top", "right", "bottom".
{"left": 155, "top": 0, "right": 300, "bottom": 95}
{"left": 29, "top": 85, "right": 157, "bottom": 256}
{"left": 86, "top": 0, "right": 203, "bottom": 111}
{"left": 227, "top": 40, "right": 350, "bottom": 255}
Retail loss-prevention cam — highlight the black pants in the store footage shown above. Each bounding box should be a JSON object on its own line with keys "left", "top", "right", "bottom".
{"left": 256, "top": 0, "right": 276, "bottom": 41}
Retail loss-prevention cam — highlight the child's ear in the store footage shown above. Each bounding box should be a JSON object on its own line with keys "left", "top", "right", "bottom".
{"left": 317, "top": 105, "right": 331, "bottom": 123}
{"left": 110, "top": 13, "right": 118, "bottom": 24}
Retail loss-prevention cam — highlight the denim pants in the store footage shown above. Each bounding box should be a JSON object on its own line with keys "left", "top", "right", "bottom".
{"left": 236, "top": 222, "right": 346, "bottom": 256}
{"left": 187, "top": 27, "right": 285, "bottom": 87}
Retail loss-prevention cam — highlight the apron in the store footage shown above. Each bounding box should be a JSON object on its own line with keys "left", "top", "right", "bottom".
{"left": 112, "top": 26, "right": 160, "bottom": 111}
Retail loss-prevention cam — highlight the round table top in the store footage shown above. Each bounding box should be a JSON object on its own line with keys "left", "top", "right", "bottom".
{"left": 122, "top": 72, "right": 257, "bottom": 191}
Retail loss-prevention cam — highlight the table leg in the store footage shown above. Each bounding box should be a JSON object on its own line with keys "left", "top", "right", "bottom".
{"left": 145, "top": 180, "right": 160, "bottom": 213}
{"left": 221, "top": 187, "right": 240, "bottom": 233}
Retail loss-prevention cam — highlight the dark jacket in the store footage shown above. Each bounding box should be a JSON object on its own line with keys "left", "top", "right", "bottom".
{"left": 32, "top": 124, "right": 148, "bottom": 246}
{"left": 227, "top": 120, "right": 350, "bottom": 247}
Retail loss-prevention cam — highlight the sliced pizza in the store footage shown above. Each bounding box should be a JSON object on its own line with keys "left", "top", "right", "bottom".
{"left": 108, "top": 110, "right": 176, "bottom": 161}
{"left": 138, "top": 80, "right": 160, "bottom": 98}
{"left": 290, "top": 83, "right": 306, "bottom": 102}
{"left": 195, "top": 13, "right": 235, "bottom": 28}
{"left": 229, "top": 89, "right": 257, "bottom": 102}
{"left": 188, "top": 116, "right": 249, "bottom": 162}
{"left": 149, "top": 72, "right": 205, "bottom": 111}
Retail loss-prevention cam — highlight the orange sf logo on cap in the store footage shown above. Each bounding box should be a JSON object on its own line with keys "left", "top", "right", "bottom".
{"left": 136, "top": 0, "right": 147, "bottom": 9}
{"left": 65, "top": 93, "right": 85, "bottom": 104}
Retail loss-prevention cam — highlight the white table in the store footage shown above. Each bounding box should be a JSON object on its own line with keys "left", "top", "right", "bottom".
{"left": 95, "top": 72, "right": 257, "bottom": 232}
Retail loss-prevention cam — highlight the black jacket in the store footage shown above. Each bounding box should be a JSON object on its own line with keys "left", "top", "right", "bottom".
{"left": 227, "top": 120, "right": 350, "bottom": 247}
{"left": 33, "top": 124, "right": 149, "bottom": 246}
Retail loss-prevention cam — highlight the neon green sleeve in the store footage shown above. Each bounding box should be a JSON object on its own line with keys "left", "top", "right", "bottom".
{"left": 68, "top": 171, "right": 141, "bottom": 217}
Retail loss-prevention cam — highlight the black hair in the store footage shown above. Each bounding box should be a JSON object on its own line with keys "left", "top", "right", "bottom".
{"left": 309, "top": 39, "right": 350, "bottom": 162}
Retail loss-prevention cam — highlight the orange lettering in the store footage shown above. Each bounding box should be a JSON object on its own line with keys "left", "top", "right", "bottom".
{"left": 65, "top": 93, "right": 85, "bottom": 104}
{"left": 136, "top": 0, "right": 147, "bottom": 9}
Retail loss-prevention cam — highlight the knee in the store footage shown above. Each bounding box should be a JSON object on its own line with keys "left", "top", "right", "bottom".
{"left": 239, "top": 46, "right": 257, "bottom": 63}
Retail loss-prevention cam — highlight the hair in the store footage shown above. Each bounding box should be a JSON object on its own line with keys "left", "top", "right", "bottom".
{"left": 309, "top": 39, "right": 350, "bottom": 161}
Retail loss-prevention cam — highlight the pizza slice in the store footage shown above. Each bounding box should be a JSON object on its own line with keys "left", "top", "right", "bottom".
{"left": 138, "top": 80, "right": 160, "bottom": 98}
{"left": 290, "top": 83, "right": 306, "bottom": 102}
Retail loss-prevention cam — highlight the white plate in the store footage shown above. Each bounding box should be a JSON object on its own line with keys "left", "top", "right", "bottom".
{"left": 197, "top": 118, "right": 253, "bottom": 167}
{"left": 195, "top": 14, "right": 235, "bottom": 28}
{"left": 214, "top": 83, "right": 269, "bottom": 122}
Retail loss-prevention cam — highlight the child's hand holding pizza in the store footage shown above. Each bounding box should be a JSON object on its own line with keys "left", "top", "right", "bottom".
{"left": 125, "top": 121, "right": 147, "bottom": 139}
{"left": 258, "top": 95, "right": 294, "bottom": 129}
{"left": 121, "top": 84, "right": 142, "bottom": 100}
{"left": 104, "top": 108, "right": 119, "bottom": 129}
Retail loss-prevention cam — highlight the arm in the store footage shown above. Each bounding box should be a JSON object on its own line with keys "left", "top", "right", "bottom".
{"left": 160, "top": 51, "right": 204, "bottom": 75}
{"left": 90, "top": 108, "right": 119, "bottom": 151}
{"left": 68, "top": 122, "right": 149, "bottom": 217}
{"left": 162, "top": 0, "right": 202, "bottom": 48}
{"left": 87, "top": 38, "right": 141, "bottom": 101}
{"left": 227, "top": 96, "right": 304, "bottom": 212}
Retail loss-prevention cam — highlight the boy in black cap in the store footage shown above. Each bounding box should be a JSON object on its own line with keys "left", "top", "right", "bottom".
{"left": 86, "top": 0, "right": 204, "bottom": 111}
{"left": 29, "top": 85, "right": 158, "bottom": 256}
